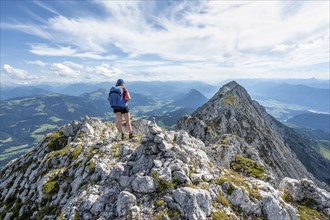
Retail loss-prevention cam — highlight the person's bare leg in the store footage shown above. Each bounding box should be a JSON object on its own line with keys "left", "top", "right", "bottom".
{"left": 115, "top": 112, "right": 123, "bottom": 133}
{"left": 123, "top": 113, "right": 132, "bottom": 134}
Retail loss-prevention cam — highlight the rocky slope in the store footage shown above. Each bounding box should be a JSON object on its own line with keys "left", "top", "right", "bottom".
{"left": 176, "top": 81, "right": 330, "bottom": 188}
{"left": 0, "top": 82, "right": 329, "bottom": 220}
{"left": 0, "top": 116, "right": 329, "bottom": 220}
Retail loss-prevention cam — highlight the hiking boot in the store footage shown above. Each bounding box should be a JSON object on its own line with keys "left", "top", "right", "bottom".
{"left": 121, "top": 133, "right": 125, "bottom": 140}
{"left": 129, "top": 133, "right": 136, "bottom": 139}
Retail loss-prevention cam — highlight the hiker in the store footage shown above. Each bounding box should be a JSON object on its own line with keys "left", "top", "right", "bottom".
{"left": 108, "top": 79, "right": 135, "bottom": 140}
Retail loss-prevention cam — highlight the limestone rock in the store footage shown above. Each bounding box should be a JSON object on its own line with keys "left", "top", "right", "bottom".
{"left": 280, "top": 177, "right": 330, "bottom": 216}
{"left": 173, "top": 187, "right": 212, "bottom": 220}
{"left": 132, "top": 176, "right": 156, "bottom": 193}
{"left": 117, "top": 191, "right": 137, "bottom": 217}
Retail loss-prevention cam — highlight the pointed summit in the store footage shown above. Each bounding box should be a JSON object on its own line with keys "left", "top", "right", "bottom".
{"left": 171, "top": 89, "right": 208, "bottom": 109}
{"left": 177, "top": 82, "right": 330, "bottom": 188}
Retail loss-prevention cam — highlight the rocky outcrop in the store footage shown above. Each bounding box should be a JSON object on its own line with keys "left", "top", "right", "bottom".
{"left": 0, "top": 82, "right": 329, "bottom": 220}
{"left": 1, "top": 117, "right": 329, "bottom": 220}
{"left": 177, "top": 81, "right": 329, "bottom": 189}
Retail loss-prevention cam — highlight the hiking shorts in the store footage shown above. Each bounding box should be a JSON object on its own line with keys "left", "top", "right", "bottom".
{"left": 113, "top": 106, "right": 129, "bottom": 114}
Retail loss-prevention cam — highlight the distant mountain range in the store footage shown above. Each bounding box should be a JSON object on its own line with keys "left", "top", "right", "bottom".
{"left": 237, "top": 81, "right": 330, "bottom": 113}
{"left": 287, "top": 112, "right": 330, "bottom": 133}
{"left": 1, "top": 79, "right": 329, "bottom": 168}
{"left": 170, "top": 89, "right": 208, "bottom": 109}
{"left": 0, "top": 86, "right": 52, "bottom": 100}
{"left": 0, "top": 93, "right": 108, "bottom": 166}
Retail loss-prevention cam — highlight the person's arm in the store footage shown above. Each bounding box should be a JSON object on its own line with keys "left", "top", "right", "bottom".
{"left": 123, "top": 88, "right": 131, "bottom": 102}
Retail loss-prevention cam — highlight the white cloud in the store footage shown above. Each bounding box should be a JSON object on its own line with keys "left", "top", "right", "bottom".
{"left": 50, "top": 63, "right": 80, "bottom": 77}
{"left": 30, "top": 44, "right": 76, "bottom": 56}
{"left": 62, "top": 61, "right": 83, "bottom": 69}
{"left": 29, "top": 44, "right": 116, "bottom": 60}
{"left": 2, "top": 64, "right": 36, "bottom": 80}
{"left": 27, "top": 60, "right": 48, "bottom": 67}
{"left": 87, "top": 63, "right": 123, "bottom": 77}
{"left": 271, "top": 44, "right": 295, "bottom": 52}
{"left": 1, "top": 1, "right": 329, "bottom": 81}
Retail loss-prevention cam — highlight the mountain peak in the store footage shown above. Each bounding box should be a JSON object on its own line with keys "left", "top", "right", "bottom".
{"left": 222, "top": 80, "right": 240, "bottom": 90}
{"left": 171, "top": 88, "right": 208, "bottom": 109}
{"left": 1, "top": 117, "right": 329, "bottom": 220}
{"left": 177, "top": 82, "right": 329, "bottom": 189}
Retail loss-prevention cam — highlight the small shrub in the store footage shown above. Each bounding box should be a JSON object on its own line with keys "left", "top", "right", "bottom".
{"left": 154, "top": 199, "right": 165, "bottom": 207}
{"left": 43, "top": 180, "right": 59, "bottom": 196}
{"left": 297, "top": 205, "right": 327, "bottom": 220}
{"left": 151, "top": 172, "right": 174, "bottom": 192}
{"left": 88, "top": 161, "right": 96, "bottom": 175}
{"left": 70, "top": 145, "right": 83, "bottom": 160}
{"left": 247, "top": 184, "right": 261, "bottom": 200}
{"left": 48, "top": 130, "right": 67, "bottom": 151}
{"left": 231, "top": 155, "right": 265, "bottom": 179}
{"left": 215, "top": 194, "right": 230, "bottom": 207}
{"left": 214, "top": 177, "right": 235, "bottom": 195}
{"left": 200, "top": 182, "right": 210, "bottom": 190}
{"left": 223, "top": 94, "right": 235, "bottom": 106}
{"left": 186, "top": 184, "right": 198, "bottom": 189}
{"left": 168, "top": 208, "right": 180, "bottom": 218}
{"left": 153, "top": 211, "right": 166, "bottom": 220}
{"left": 281, "top": 189, "right": 293, "bottom": 203}
{"left": 221, "top": 136, "right": 232, "bottom": 145}
{"left": 211, "top": 211, "right": 229, "bottom": 220}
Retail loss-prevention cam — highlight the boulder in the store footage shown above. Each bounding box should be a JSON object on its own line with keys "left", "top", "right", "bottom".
{"left": 173, "top": 187, "right": 212, "bottom": 220}
{"left": 132, "top": 176, "right": 156, "bottom": 193}
{"left": 116, "top": 191, "right": 137, "bottom": 217}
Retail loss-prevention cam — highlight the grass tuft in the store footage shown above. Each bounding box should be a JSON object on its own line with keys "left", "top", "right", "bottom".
{"left": 231, "top": 155, "right": 265, "bottom": 179}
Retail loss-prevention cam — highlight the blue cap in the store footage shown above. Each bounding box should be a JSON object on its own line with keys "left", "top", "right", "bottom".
{"left": 117, "top": 79, "right": 124, "bottom": 85}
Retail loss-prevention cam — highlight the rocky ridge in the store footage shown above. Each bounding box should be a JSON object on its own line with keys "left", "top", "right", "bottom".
{"left": 0, "top": 82, "right": 329, "bottom": 220}
{"left": 176, "top": 81, "right": 330, "bottom": 188}
{"left": 0, "top": 116, "right": 329, "bottom": 220}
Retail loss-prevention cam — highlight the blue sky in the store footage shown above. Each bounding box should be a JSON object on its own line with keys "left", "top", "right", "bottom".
{"left": 0, "top": 0, "right": 329, "bottom": 85}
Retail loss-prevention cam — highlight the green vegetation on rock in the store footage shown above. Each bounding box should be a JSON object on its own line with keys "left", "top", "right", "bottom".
{"left": 154, "top": 199, "right": 165, "bottom": 207}
{"left": 215, "top": 170, "right": 261, "bottom": 200}
{"left": 297, "top": 205, "right": 327, "bottom": 220}
{"left": 70, "top": 145, "right": 83, "bottom": 160}
{"left": 223, "top": 94, "right": 235, "bottom": 106}
{"left": 215, "top": 177, "right": 235, "bottom": 195}
{"left": 211, "top": 210, "right": 229, "bottom": 220}
{"left": 231, "top": 155, "right": 266, "bottom": 179}
{"left": 48, "top": 130, "right": 68, "bottom": 151}
{"left": 153, "top": 211, "right": 167, "bottom": 220}
{"left": 151, "top": 172, "right": 174, "bottom": 192}
{"left": 215, "top": 193, "right": 230, "bottom": 207}
{"left": 43, "top": 180, "right": 59, "bottom": 196}
{"left": 88, "top": 161, "right": 96, "bottom": 175}
{"left": 168, "top": 208, "right": 181, "bottom": 218}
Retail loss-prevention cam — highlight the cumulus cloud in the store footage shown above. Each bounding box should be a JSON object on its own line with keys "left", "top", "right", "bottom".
{"left": 27, "top": 60, "right": 48, "bottom": 67}
{"left": 1, "top": 1, "right": 329, "bottom": 80}
{"left": 50, "top": 63, "right": 80, "bottom": 77}
{"left": 62, "top": 61, "right": 83, "bottom": 69}
{"left": 87, "top": 63, "right": 124, "bottom": 77}
{"left": 2, "top": 64, "right": 36, "bottom": 80}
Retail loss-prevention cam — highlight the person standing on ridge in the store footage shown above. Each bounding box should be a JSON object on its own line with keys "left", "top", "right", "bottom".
{"left": 108, "top": 79, "right": 135, "bottom": 140}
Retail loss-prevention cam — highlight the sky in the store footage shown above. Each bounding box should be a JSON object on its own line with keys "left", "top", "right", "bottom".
{"left": 0, "top": 0, "right": 329, "bottom": 85}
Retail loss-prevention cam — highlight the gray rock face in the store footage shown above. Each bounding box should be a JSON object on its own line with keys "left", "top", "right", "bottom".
{"left": 1, "top": 82, "right": 330, "bottom": 220}
{"left": 116, "top": 191, "right": 137, "bottom": 217}
{"left": 176, "top": 81, "right": 326, "bottom": 189}
{"left": 279, "top": 178, "right": 330, "bottom": 218}
{"left": 131, "top": 176, "right": 156, "bottom": 193}
{"left": 173, "top": 187, "right": 212, "bottom": 220}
